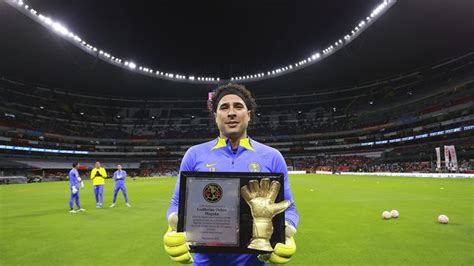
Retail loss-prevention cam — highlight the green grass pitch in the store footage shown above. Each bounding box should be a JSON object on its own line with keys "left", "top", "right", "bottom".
{"left": 1, "top": 174, "right": 473, "bottom": 265}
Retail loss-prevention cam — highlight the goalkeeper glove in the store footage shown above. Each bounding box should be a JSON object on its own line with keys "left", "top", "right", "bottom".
{"left": 71, "top": 186, "right": 78, "bottom": 194}
{"left": 80, "top": 181, "right": 84, "bottom": 188}
{"left": 163, "top": 212, "right": 193, "bottom": 264}
{"left": 241, "top": 178, "right": 290, "bottom": 251}
{"left": 258, "top": 221, "right": 297, "bottom": 264}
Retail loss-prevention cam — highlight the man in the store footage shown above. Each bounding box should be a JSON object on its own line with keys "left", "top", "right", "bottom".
{"left": 164, "top": 83, "right": 299, "bottom": 265}
{"left": 90, "top": 161, "right": 107, "bottom": 208}
{"left": 110, "top": 164, "right": 131, "bottom": 208}
{"left": 69, "top": 162, "right": 85, "bottom": 213}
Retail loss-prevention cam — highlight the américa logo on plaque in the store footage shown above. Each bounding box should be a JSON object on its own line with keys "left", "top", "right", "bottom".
{"left": 202, "top": 183, "right": 223, "bottom": 203}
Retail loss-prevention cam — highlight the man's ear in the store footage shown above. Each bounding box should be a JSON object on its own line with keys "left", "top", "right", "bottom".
{"left": 248, "top": 111, "right": 252, "bottom": 121}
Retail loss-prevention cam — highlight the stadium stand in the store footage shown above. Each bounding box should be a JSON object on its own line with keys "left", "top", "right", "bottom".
{"left": 0, "top": 52, "right": 473, "bottom": 180}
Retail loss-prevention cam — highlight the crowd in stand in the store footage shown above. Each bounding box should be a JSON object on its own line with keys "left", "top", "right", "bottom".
{"left": 6, "top": 156, "right": 472, "bottom": 183}
{"left": 134, "top": 157, "right": 474, "bottom": 176}
{"left": 139, "top": 161, "right": 179, "bottom": 177}
{"left": 291, "top": 156, "right": 473, "bottom": 173}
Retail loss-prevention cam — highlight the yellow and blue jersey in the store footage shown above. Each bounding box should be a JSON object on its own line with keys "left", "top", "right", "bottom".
{"left": 90, "top": 167, "right": 107, "bottom": 186}
{"left": 167, "top": 137, "right": 299, "bottom": 265}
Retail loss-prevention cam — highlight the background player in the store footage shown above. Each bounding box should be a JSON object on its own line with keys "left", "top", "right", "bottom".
{"left": 90, "top": 161, "right": 107, "bottom": 208}
{"left": 69, "top": 162, "right": 85, "bottom": 213}
{"left": 110, "top": 164, "right": 131, "bottom": 208}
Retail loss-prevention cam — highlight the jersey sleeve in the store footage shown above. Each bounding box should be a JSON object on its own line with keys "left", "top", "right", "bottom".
{"left": 273, "top": 150, "right": 299, "bottom": 229}
{"left": 166, "top": 147, "right": 196, "bottom": 219}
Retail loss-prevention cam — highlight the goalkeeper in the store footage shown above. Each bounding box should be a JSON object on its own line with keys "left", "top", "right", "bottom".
{"left": 90, "top": 161, "right": 107, "bottom": 208}
{"left": 68, "top": 162, "right": 85, "bottom": 213}
{"left": 164, "top": 83, "right": 299, "bottom": 265}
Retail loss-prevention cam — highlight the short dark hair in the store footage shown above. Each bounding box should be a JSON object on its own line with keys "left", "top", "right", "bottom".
{"left": 72, "top": 162, "right": 79, "bottom": 168}
{"left": 210, "top": 83, "right": 257, "bottom": 115}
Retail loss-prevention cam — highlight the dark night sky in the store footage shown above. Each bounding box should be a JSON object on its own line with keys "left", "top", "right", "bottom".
{"left": 0, "top": 0, "right": 473, "bottom": 98}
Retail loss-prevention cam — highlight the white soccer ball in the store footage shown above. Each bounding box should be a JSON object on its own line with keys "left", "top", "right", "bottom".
{"left": 382, "top": 211, "right": 392, "bottom": 219}
{"left": 390, "top": 210, "right": 399, "bottom": 218}
{"left": 438, "top": 214, "right": 449, "bottom": 224}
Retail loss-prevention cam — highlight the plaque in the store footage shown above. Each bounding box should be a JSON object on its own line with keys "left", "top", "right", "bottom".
{"left": 178, "top": 172, "right": 286, "bottom": 254}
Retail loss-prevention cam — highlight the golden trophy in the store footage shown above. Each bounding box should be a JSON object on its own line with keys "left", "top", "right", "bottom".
{"left": 241, "top": 178, "right": 290, "bottom": 252}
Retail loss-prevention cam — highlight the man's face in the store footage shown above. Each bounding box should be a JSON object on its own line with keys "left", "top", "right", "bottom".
{"left": 117, "top": 165, "right": 122, "bottom": 171}
{"left": 95, "top": 162, "right": 101, "bottom": 168}
{"left": 214, "top": 94, "right": 251, "bottom": 139}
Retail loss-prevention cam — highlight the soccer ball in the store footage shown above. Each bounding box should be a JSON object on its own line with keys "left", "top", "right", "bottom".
{"left": 390, "top": 210, "right": 399, "bottom": 218}
{"left": 382, "top": 211, "right": 392, "bottom": 219}
{"left": 438, "top": 215, "right": 449, "bottom": 224}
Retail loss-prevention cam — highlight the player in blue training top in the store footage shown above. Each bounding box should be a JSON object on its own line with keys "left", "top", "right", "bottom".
{"left": 164, "top": 83, "right": 299, "bottom": 265}
{"left": 110, "top": 164, "right": 131, "bottom": 208}
{"left": 69, "top": 162, "right": 86, "bottom": 213}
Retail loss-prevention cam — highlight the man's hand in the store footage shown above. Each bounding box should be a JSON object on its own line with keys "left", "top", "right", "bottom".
{"left": 71, "top": 186, "right": 78, "bottom": 194}
{"left": 80, "top": 181, "right": 84, "bottom": 188}
{"left": 241, "top": 178, "right": 290, "bottom": 251}
{"left": 163, "top": 213, "right": 193, "bottom": 264}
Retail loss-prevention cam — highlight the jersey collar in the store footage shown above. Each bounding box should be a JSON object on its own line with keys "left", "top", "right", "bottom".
{"left": 211, "top": 137, "right": 256, "bottom": 152}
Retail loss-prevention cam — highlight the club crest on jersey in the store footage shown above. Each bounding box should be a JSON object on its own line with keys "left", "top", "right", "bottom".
{"left": 248, "top": 162, "right": 261, "bottom": 172}
{"left": 202, "top": 183, "right": 223, "bottom": 203}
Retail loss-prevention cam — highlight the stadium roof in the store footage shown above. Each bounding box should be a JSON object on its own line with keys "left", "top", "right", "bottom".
{"left": 0, "top": 0, "right": 473, "bottom": 98}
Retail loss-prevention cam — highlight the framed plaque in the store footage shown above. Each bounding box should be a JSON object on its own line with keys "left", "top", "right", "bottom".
{"left": 177, "top": 171, "right": 286, "bottom": 254}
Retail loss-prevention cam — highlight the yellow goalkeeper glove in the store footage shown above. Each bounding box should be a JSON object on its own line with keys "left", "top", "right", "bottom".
{"left": 258, "top": 221, "right": 297, "bottom": 264}
{"left": 163, "top": 213, "right": 193, "bottom": 264}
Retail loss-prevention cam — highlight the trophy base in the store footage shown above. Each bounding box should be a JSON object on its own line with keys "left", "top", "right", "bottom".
{"left": 247, "top": 238, "right": 273, "bottom": 252}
